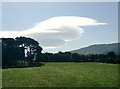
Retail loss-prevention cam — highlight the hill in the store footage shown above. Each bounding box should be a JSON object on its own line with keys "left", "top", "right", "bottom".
{"left": 71, "top": 43, "right": 120, "bottom": 54}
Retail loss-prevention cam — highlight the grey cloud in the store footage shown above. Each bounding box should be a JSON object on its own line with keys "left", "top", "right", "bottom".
{"left": 27, "top": 26, "right": 84, "bottom": 47}
{"left": 36, "top": 38, "right": 65, "bottom": 47}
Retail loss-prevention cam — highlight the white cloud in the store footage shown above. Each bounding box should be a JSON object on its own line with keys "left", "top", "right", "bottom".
{"left": 0, "top": 31, "right": 21, "bottom": 38}
{"left": 0, "top": 16, "right": 107, "bottom": 50}
{"left": 22, "top": 16, "right": 106, "bottom": 34}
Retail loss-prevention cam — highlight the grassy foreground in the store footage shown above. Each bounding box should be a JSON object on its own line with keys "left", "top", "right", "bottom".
{"left": 2, "top": 62, "right": 118, "bottom": 87}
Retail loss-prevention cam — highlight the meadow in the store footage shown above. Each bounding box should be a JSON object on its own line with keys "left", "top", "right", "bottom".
{"left": 2, "top": 62, "right": 118, "bottom": 87}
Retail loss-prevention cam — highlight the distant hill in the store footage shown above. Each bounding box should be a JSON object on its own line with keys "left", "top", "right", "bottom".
{"left": 71, "top": 43, "right": 120, "bottom": 54}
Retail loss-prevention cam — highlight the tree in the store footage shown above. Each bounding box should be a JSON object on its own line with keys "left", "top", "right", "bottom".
{"left": 2, "top": 38, "right": 25, "bottom": 68}
{"left": 71, "top": 53, "right": 81, "bottom": 62}
{"left": 106, "top": 51, "right": 117, "bottom": 63}
{"left": 2, "top": 37, "right": 43, "bottom": 68}
{"left": 15, "top": 37, "right": 42, "bottom": 64}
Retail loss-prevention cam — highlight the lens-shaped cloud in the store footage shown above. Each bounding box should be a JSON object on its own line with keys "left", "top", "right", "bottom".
{"left": 23, "top": 16, "right": 107, "bottom": 34}
{"left": 1, "top": 16, "right": 107, "bottom": 49}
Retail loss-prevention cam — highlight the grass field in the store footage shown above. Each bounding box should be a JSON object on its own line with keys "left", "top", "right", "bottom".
{"left": 2, "top": 62, "right": 118, "bottom": 87}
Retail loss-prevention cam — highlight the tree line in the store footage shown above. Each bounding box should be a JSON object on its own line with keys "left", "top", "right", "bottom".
{"left": 1, "top": 37, "right": 120, "bottom": 68}
{"left": 41, "top": 51, "right": 120, "bottom": 64}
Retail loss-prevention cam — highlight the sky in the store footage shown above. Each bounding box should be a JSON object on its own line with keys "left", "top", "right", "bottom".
{"left": 1, "top": 2, "right": 118, "bottom": 53}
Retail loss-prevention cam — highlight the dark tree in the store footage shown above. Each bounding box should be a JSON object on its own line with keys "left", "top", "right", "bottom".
{"left": 106, "top": 51, "right": 117, "bottom": 63}
{"left": 15, "top": 36, "right": 42, "bottom": 64}
{"left": 2, "top": 37, "right": 43, "bottom": 68}
{"left": 2, "top": 38, "right": 25, "bottom": 68}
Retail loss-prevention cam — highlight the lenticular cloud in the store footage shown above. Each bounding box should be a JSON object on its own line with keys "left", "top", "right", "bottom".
{"left": 0, "top": 16, "right": 107, "bottom": 48}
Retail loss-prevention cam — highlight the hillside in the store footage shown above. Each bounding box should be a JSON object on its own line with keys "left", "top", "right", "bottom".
{"left": 71, "top": 43, "right": 120, "bottom": 54}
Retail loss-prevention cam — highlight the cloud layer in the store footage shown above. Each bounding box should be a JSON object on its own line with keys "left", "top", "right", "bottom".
{"left": 0, "top": 16, "right": 107, "bottom": 49}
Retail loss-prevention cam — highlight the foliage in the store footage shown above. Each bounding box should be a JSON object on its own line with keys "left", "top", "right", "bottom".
{"left": 2, "top": 37, "right": 42, "bottom": 68}
{"left": 41, "top": 51, "right": 120, "bottom": 64}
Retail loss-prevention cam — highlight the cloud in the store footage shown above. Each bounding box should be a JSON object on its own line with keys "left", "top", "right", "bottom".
{"left": 1, "top": 16, "right": 107, "bottom": 49}
{"left": 0, "top": 31, "right": 21, "bottom": 38}
{"left": 28, "top": 26, "right": 84, "bottom": 40}
{"left": 22, "top": 16, "right": 106, "bottom": 34}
